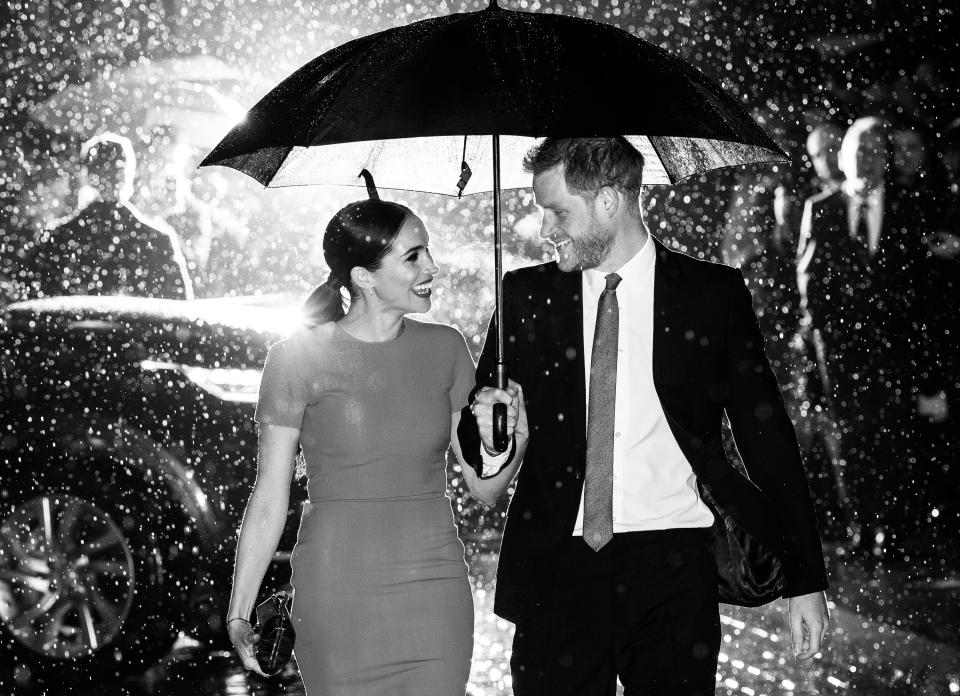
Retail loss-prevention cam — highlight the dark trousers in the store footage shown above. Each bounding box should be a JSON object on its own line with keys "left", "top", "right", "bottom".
{"left": 510, "top": 528, "right": 720, "bottom": 696}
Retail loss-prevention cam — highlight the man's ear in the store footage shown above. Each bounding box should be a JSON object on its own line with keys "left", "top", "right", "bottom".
{"left": 594, "top": 186, "right": 620, "bottom": 220}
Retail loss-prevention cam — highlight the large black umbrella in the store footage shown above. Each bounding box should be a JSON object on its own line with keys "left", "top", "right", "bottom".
{"left": 201, "top": 0, "right": 788, "bottom": 448}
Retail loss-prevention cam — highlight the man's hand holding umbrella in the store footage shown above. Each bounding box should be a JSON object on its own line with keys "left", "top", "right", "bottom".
{"left": 470, "top": 379, "right": 528, "bottom": 465}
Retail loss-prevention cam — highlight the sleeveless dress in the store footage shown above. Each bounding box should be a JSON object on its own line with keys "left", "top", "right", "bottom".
{"left": 255, "top": 318, "right": 476, "bottom": 696}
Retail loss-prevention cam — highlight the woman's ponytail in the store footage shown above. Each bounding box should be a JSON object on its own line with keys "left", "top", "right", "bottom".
{"left": 302, "top": 275, "right": 347, "bottom": 327}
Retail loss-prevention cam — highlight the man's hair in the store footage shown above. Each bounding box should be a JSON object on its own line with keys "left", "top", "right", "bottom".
{"left": 838, "top": 116, "right": 890, "bottom": 178}
{"left": 522, "top": 137, "right": 645, "bottom": 211}
{"left": 80, "top": 132, "right": 136, "bottom": 198}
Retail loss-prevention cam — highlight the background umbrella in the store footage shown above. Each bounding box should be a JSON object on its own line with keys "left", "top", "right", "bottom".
{"left": 30, "top": 55, "right": 249, "bottom": 148}
{"left": 201, "top": 0, "right": 789, "bottom": 449}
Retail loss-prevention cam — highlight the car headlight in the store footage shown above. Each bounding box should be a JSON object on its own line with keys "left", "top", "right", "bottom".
{"left": 140, "top": 360, "right": 262, "bottom": 403}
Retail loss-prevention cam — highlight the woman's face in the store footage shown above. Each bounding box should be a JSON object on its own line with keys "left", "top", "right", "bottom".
{"left": 368, "top": 214, "right": 439, "bottom": 315}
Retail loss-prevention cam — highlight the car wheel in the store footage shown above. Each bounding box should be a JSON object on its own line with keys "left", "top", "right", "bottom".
{"left": 0, "top": 417, "right": 193, "bottom": 686}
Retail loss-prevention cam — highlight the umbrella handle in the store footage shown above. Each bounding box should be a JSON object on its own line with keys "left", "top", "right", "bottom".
{"left": 492, "top": 362, "right": 510, "bottom": 453}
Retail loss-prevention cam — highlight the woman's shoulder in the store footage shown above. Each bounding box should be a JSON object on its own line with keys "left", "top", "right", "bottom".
{"left": 267, "top": 322, "right": 338, "bottom": 358}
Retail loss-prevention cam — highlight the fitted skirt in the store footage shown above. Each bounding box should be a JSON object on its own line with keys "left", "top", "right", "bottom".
{"left": 289, "top": 495, "right": 474, "bottom": 696}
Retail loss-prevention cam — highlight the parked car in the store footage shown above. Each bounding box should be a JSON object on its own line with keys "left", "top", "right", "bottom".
{"left": 0, "top": 294, "right": 307, "bottom": 685}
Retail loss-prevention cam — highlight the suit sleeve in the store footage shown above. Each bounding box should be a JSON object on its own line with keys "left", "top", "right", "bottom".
{"left": 723, "top": 269, "right": 828, "bottom": 597}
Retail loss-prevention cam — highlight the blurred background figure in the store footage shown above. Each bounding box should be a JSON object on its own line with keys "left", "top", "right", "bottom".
{"left": 160, "top": 163, "right": 251, "bottom": 298}
{"left": 805, "top": 122, "right": 845, "bottom": 196}
{"left": 0, "top": 140, "right": 73, "bottom": 303}
{"left": 913, "top": 118, "right": 960, "bottom": 543}
{"left": 797, "top": 116, "right": 940, "bottom": 558}
{"left": 778, "top": 119, "right": 850, "bottom": 542}
{"left": 26, "top": 132, "right": 193, "bottom": 300}
{"left": 721, "top": 169, "right": 798, "bottom": 379}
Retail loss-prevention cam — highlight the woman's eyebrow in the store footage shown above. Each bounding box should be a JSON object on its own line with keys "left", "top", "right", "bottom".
{"left": 400, "top": 244, "right": 427, "bottom": 256}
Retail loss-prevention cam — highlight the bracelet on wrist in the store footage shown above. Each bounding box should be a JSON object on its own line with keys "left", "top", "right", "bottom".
{"left": 226, "top": 617, "right": 251, "bottom": 628}
{"left": 482, "top": 435, "right": 513, "bottom": 457}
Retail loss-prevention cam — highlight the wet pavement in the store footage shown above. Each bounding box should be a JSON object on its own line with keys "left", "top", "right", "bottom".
{"left": 4, "top": 549, "right": 959, "bottom": 695}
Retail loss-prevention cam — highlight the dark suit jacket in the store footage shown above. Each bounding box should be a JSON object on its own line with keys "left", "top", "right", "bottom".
{"left": 459, "top": 238, "right": 828, "bottom": 623}
{"left": 797, "top": 186, "right": 931, "bottom": 399}
{"left": 29, "top": 200, "right": 192, "bottom": 300}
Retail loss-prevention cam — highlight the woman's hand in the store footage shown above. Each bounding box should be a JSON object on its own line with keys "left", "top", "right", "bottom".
{"left": 227, "top": 618, "right": 268, "bottom": 676}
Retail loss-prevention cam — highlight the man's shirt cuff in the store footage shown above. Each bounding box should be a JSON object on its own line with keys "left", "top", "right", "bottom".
{"left": 480, "top": 437, "right": 515, "bottom": 477}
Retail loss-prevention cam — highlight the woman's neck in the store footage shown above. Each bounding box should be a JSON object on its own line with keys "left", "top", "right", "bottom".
{"left": 338, "top": 304, "right": 405, "bottom": 342}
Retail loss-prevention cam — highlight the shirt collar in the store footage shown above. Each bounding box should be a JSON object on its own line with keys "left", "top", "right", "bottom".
{"left": 847, "top": 183, "right": 884, "bottom": 208}
{"left": 583, "top": 231, "right": 655, "bottom": 294}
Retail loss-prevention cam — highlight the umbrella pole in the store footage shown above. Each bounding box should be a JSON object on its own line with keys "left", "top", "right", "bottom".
{"left": 492, "top": 133, "right": 509, "bottom": 452}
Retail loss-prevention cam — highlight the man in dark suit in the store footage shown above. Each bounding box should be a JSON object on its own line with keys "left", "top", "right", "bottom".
{"left": 797, "top": 117, "right": 937, "bottom": 555}
{"left": 797, "top": 117, "right": 939, "bottom": 555}
{"left": 28, "top": 132, "right": 192, "bottom": 300}
{"left": 460, "top": 137, "right": 829, "bottom": 695}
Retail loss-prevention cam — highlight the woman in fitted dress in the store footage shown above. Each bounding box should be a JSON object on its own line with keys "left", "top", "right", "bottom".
{"left": 225, "top": 193, "right": 526, "bottom": 695}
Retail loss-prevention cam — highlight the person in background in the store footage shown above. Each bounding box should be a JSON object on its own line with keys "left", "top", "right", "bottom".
{"left": 797, "top": 117, "right": 940, "bottom": 558}
{"left": 910, "top": 119, "right": 959, "bottom": 546}
{"left": 788, "top": 120, "right": 851, "bottom": 541}
{"left": 805, "top": 122, "right": 845, "bottom": 196}
{"left": 0, "top": 144, "right": 73, "bottom": 303}
{"left": 28, "top": 132, "right": 192, "bottom": 300}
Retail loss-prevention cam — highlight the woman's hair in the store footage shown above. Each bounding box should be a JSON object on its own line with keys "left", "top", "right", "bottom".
{"left": 301, "top": 199, "right": 413, "bottom": 326}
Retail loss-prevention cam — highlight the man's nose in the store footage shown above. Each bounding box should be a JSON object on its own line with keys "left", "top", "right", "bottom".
{"left": 538, "top": 216, "right": 554, "bottom": 241}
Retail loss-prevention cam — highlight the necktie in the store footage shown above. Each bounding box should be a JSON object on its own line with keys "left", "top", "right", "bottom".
{"left": 583, "top": 273, "right": 621, "bottom": 551}
{"left": 855, "top": 199, "right": 870, "bottom": 250}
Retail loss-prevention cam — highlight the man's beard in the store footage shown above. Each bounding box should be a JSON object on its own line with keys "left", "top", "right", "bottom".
{"left": 563, "top": 217, "right": 614, "bottom": 271}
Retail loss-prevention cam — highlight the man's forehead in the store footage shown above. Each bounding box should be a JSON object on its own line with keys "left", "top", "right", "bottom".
{"left": 532, "top": 166, "right": 567, "bottom": 200}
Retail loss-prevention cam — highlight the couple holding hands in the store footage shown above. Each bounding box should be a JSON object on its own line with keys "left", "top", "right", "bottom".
{"left": 227, "top": 136, "right": 829, "bottom": 696}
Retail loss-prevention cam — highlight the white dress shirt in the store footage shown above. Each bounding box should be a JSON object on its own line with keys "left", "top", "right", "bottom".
{"left": 573, "top": 234, "right": 714, "bottom": 535}
{"left": 847, "top": 185, "right": 884, "bottom": 257}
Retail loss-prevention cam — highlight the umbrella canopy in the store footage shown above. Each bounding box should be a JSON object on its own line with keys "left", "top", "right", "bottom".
{"left": 201, "top": 1, "right": 789, "bottom": 451}
{"left": 201, "top": 1, "right": 788, "bottom": 193}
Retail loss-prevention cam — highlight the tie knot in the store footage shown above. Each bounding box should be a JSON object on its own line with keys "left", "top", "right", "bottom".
{"left": 604, "top": 273, "right": 622, "bottom": 292}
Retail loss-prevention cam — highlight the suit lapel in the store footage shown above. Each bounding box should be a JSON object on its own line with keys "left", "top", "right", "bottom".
{"left": 549, "top": 241, "right": 694, "bottom": 458}
{"left": 651, "top": 238, "right": 694, "bottom": 385}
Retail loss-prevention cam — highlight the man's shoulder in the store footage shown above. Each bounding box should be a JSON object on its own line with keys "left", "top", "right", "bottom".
{"left": 121, "top": 202, "right": 178, "bottom": 238}
{"left": 656, "top": 241, "right": 741, "bottom": 287}
{"left": 505, "top": 259, "right": 561, "bottom": 283}
{"left": 39, "top": 208, "right": 97, "bottom": 247}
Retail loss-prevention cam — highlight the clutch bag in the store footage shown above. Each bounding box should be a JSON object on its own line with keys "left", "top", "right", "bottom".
{"left": 254, "top": 590, "right": 296, "bottom": 677}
